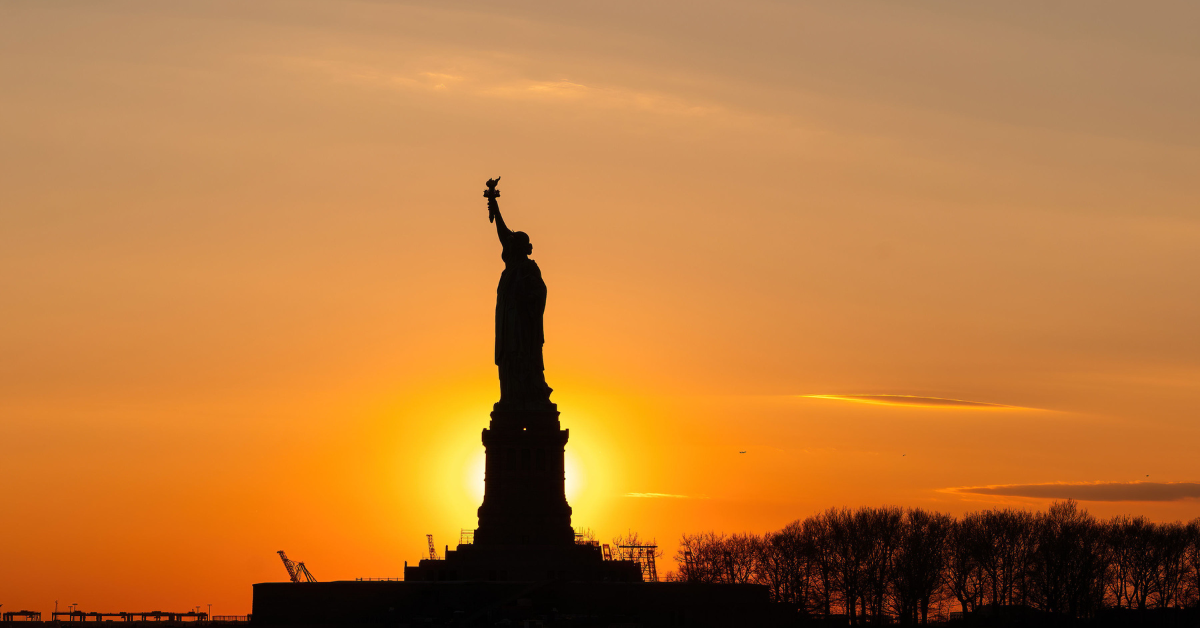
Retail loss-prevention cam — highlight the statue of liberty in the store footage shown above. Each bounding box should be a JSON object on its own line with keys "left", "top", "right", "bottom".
{"left": 484, "top": 178, "right": 553, "bottom": 409}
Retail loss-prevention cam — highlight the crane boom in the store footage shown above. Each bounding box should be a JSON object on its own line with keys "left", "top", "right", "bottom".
{"left": 277, "top": 551, "right": 299, "bottom": 582}
{"left": 295, "top": 562, "right": 317, "bottom": 582}
{"left": 277, "top": 550, "right": 317, "bottom": 583}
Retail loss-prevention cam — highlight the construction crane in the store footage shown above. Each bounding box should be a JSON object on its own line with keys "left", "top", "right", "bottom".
{"left": 277, "top": 550, "right": 317, "bottom": 583}
{"left": 426, "top": 534, "right": 439, "bottom": 560}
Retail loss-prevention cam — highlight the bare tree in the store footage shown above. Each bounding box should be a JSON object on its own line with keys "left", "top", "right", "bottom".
{"left": 723, "top": 532, "right": 763, "bottom": 584}
{"left": 676, "top": 531, "right": 728, "bottom": 583}
{"left": 823, "top": 507, "right": 881, "bottom": 624}
{"left": 669, "top": 501, "right": 1200, "bottom": 623}
{"left": 611, "top": 529, "right": 664, "bottom": 561}
{"left": 1149, "top": 522, "right": 1191, "bottom": 609}
{"left": 860, "top": 507, "right": 903, "bottom": 625}
{"left": 804, "top": 512, "right": 838, "bottom": 617}
{"left": 1107, "top": 515, "right": 1158, "bottom": 610}
{"left": 891, "top": 508, "right": 953, "bottom": 625}
{"left": 1029, "top": 500, "right": 1108, "bottom": 618}
{"left": 948, "top": 516, "right": 985, "bottom": 615}
{"left": 757, "top": 521, "right": 815, "bottom": 609}
{"left": 969, "top": 508, "right": 1035, "bottom": 608}
{"left": 1185, "top": 519, "right": 1200, "bottom": 609}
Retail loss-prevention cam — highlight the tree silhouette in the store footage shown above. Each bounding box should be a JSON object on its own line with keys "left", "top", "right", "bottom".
{"left": 671, "top": 500, "right": 1200, "bottom": 624}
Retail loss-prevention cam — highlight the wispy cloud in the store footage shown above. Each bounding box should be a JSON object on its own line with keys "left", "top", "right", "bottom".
{"left": 947, "top": 482, "right": 1200, "bottom": 502}
{"left": 802, "top": 394, "right": 1024, "bottom": 409}
{"left": 483, "top": 79, "right": 724, "bottom": 116}
{"left": 274, "top": 55, "right": 727, "bottom": 119}
{"left": 624, "top": 492, "right": 703, "bottom": 499}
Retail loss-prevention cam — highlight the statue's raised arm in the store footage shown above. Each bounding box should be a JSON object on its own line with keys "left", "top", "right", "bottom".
{"left": 484, "top": 177, "right": 512, "bottom": 246}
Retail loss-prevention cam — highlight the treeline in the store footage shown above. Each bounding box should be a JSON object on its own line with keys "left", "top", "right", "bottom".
{"left": 670, "top": 501, "right": 1200, "bottom": 624}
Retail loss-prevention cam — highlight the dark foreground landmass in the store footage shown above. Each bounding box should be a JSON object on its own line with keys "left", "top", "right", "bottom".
{"left": 6, "top": 603, "right": 1199, "bottom": 628}
{"left": 247, "top": 579, "right": 1200, "bottom": 628}
{"left": 253, "top": 579, "right": 779, "bottom": 627}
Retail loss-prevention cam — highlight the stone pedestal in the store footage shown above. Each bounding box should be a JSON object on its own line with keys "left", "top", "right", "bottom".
{"left": 475, "top": 403, "right": 574, "bottom": 546}
{"left": 403, "top": 542, "right": 640, "bottom": 583}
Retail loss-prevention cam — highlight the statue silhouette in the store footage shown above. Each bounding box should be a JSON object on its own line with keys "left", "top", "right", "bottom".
{"left": 486, "top": 178, "right": 553, "bottom": 409}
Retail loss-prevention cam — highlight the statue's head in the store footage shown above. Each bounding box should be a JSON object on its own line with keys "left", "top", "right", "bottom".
{"left": 512, "top": 231, "right": 533, "bottom": 256}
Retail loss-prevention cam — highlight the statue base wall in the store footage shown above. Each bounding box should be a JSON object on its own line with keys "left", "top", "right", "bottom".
{"left": 403, "top": 542, "right": 640, "bottom": 583}
{"left": 475, "top": 404, "right": 576, "bottom": 547}
{"left": 252, "top": 579, "right": 786, "bottom": 627}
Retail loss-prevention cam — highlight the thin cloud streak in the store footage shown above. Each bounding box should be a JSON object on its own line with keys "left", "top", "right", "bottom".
{"left": 803, "top": 394, "right": 1024, "bottom": 409}
{"left": 279, "top": 54, "right": 729, "bottom": 120}
{"left": 949, "top": 482, "right": 1200, "bottom": 502}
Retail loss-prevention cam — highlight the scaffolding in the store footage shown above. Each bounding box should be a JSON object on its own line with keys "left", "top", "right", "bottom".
{"left": 601, "top": 544, "right": 613, "bottom": 561}
{"left": 426, "top": 534, "right": 439, "bottom": 560}
{"left": 459, "top": 529, "right": 475, "bottom": 545}
{"left": 618, "top": 544, "right": 659, "bottom": 582}
{"left": 2, "top": 611, "right": 41, "bottom": 622}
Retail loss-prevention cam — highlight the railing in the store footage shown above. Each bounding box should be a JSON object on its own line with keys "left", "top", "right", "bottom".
{"left": 3, "top": 612, "right": 250, "bottom": 623}
{"left": 354, "top": 577, "right": 403, "bottom": 581}
{"left": 2, "top": 611, "right": 43, "bottom": 622}
{"left": 49, "top": 612, "right": 209, "bottom": 622}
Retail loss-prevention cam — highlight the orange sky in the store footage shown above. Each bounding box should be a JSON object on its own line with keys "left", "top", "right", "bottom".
{"left": 2, "top": 0, "right": 1199, "bottom": 615}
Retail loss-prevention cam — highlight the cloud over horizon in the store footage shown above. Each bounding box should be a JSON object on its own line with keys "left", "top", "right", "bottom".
{"left": 949, "top": 482, "right": 1200, "bottom": 502}
{"left": 802, "top": 394, "right": 1021, "bottom": 409}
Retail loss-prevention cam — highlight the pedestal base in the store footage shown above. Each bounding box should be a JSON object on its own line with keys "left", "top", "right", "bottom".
{"left": 404, "top": 542, "right": 641, "bottom": 583}
{"left": 252, "top": 580, "right": 785, "bottom": 627}
{"left": 476, "top": 404, "right": 575, "bottom": 546}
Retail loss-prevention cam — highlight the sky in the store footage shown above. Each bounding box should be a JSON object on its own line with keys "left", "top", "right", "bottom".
{"left": 2, "top": 0, "right": 1199, "bottom": 615}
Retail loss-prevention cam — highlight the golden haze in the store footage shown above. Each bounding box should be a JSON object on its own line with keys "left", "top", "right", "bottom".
{"left": 2, "top": 0, "right": 1199, "bottom": 615}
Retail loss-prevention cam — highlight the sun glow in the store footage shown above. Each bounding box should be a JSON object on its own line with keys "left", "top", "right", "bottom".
{"left": 564, "top": 448, "right": 585, "bottom": 503}
{"left": 464, "top": 450, "right": 486, "bottom": 503}
{"left": 455, "top": 438, "right": 584, "bottom": 508}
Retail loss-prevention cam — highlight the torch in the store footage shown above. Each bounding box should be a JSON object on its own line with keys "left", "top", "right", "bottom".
{"left": 484, "top": 176, "right": 501, "bottom": 223}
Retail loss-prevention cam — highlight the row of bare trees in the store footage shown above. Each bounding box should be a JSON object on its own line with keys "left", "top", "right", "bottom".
{"left": 670, "top": 501, "right": 1200, "bottom": 624}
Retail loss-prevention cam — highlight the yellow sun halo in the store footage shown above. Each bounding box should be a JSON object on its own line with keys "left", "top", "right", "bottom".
{"left": 458, "top": 446, "right": 583, "bottom": 505}
{"left": 564, "top": 449, "right": 585, "bottom": 502}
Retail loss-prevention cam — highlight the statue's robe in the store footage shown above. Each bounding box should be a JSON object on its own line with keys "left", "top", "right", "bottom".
{"left": 495, "top": 254, "right": 552, "bottom": 407}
